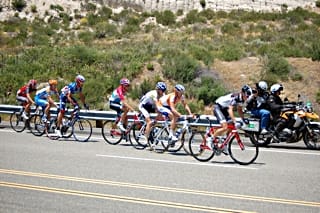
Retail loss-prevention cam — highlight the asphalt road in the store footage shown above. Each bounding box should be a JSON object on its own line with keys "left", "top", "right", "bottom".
{"left": 0, "top": 124, "right": 319, "bottom": 213}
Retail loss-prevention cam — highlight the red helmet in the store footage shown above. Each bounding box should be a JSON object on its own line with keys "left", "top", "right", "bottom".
{"left": 28, "top": 79, "right": 37, "bottom": 88}
{"left": 120, "top": 78, "right": 130, "bottom": 86}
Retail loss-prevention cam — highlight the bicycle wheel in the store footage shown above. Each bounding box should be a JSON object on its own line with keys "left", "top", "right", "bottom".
{"left": 152, "top": 127, "right": 169, "bottom": 153}
{"left": 166, "top": 131, "right": 184, "bottom": 153}
{"left": 102, "top": 120, "right": 123, "bottom": 145}
{"left": 10, "top": 112, "right": 26, "bottom": 132}
{"left": 29, "top": 114, "right": 46, "bottom": 136}
{"left": 72, "top": 118, "right": 92, "bottom": 142}
{"left": 228, "top": 136, "right": 259, "bottom": 165}
{"left": 61, "top": 117, "right": 73, "bottom": 138}
{"left": 181, "top": 129, "right": 193, "bottom": 155}
{"left": 130, "top": 123, "right": 148, "bottom": 150}
{"left": 189, "top": 131, "right": 215, "bottom": 162}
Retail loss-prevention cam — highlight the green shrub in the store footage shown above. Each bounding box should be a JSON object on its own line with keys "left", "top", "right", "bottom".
{"left": 50, "top": 4, "right": 64, "bottom": 12}
{"left": 200, "top": 0, "right": 206, "bottom": 9}
{"left": 316, "top": 1, "right": 320, "bottom": 8}
{"left": 311, "top": 42, "right": 320, "bottom": 61}
{"left": 219, "top": 41, "right": 244, "bottom": 61}
{"left": 316, "top": 90, "right": 320, "bottom": 103}
{"left": 12, "top": 0, "right": 27, "bottom": 12}
{"left": 162, "top": 50, "right": 199, "bottom": 83}
{"left": 264, "top": 53, "right": 291, "bottom": 80}
{"left": 290, "top": 72, "right": 303, "bottom": 81}
{"left": 221, "top": 22, "right": 242, "bottom": 35}
{"left": 193, "top": 77, "right": 227, "bottom": 105}
{"left": 31, "top": 5, "right": 37, "bottom": 13}
{"left": 155, "top": 10, "right": 176, "bottom": 26}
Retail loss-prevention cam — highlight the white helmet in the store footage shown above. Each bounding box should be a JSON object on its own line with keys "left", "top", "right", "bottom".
{"left": 270, "top": 84, "right": 283, "bottom": 94}
{"left": 257, "top": 81, "right": 268, "bottom": 91}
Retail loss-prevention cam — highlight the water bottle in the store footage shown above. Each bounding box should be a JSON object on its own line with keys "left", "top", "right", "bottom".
{"left": 175, "top": 128, "right": 182, "bottom": 138}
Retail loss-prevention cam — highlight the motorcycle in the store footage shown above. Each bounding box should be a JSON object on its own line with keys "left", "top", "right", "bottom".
{"left": 242, "top": 97, "right": 320, "bottom": 150}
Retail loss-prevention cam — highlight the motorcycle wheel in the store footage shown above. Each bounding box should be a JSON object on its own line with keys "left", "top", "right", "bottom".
{"left": 303, "top": 124, "right": 320, "bottom": 150}
{"left": 248, "top": 132, "right": 272, "bottom": 146}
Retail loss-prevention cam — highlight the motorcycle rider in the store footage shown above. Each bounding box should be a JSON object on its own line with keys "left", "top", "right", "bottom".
{"left": 246, "top": 81, "right": 270, "bottom": 134}
{"left": 268, "top": 83, "right": 295, "bottom": 142}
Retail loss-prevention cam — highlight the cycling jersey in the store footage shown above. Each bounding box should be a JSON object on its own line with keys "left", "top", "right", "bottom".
{"left": 35, "top": 86, "right": 58, "bottom": 100}
{"left": 109, "top": 86, "right": 126, "bottom": 103}
{"left": 35, "top": 86, "right": 58, "bottom": 107}
{"left": 157, "top": 92, "right": 184, "bottom": 109}
{"left": 17, "top": 84, "right": 36, "bottom": 97}
{"left": 215, "top": 93, "right": 244, "bottom": 109}
{"left": 60, "top": 82, "right": 82, "bottom": 97}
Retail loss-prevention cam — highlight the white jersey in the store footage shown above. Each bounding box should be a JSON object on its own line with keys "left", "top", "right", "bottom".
{"left": 215, "top": 93, "right": 244, "bottom": 109}
{"left": 140, "top": 90, "right": 158, "bottom": 106}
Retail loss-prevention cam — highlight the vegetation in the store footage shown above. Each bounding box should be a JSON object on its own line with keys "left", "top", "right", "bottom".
{"left": 1, "top": 3, "right": 320, "bottom": 111}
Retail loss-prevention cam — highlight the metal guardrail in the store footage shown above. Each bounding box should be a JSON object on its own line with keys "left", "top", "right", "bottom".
{"left": 0, "top": 104, "right": 219, "bottom": 127}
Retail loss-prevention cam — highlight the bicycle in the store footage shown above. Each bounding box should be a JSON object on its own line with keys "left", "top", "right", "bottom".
{"left": 10, "top": 105, "right": 39, "bottom": 132}
{"left": 188, "top": 117, "right": 259, "bottom": 165}
{"left": 101, "top": 112, "right": 145, "bottom": 147}
{"left": 148, "top": 115, "right": 198, "bottom": 153}
{"left": 29, "top": 108, "right": 72, "bottom": 139}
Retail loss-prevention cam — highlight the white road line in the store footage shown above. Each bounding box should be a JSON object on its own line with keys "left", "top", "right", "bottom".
{"left": 96, "top": 154, "right": 258, "bottom": 169}
{"left": 259, "top": 148, "right": 320, "bottom": 155}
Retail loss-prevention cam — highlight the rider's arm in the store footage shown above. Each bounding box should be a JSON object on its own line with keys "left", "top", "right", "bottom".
{"left": 79, "top": 92, "right": 86, "bottom": 105}
{"left": 122, "top": 99, "right": 135, "bottom": 112}
{"left": 67, "top": 92, "right": 76, "bottom": 106}
{"left": 181, "top": 98, "right": 192, "bottom": 116}
{"left": 26, "top": 92, "right": 35, "bottom": 104}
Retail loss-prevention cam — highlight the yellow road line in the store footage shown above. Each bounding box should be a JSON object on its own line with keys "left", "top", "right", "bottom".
{"left": 0, "top": 181, "right": 253, "bottom": 213}
{"left": 0, "top": 168, "right": 319, "bottom": 208}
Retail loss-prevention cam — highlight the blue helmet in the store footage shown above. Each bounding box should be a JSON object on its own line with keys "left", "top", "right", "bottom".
{"left": 156, "top": 82, "right": 167, "bottom": 92}
{"left": 175, "top": 84, "right": 185, "bottom": 93}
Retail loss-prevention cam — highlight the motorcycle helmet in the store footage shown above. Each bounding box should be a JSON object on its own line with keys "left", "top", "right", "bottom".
{"left": 156, "top": 82, "right": 167, "bottom": 92}
{"left": 256, "top": 81, "right": 268, "bottom": 91}
{"left": 270, "top": 84, "right": 283, "bottom": 94}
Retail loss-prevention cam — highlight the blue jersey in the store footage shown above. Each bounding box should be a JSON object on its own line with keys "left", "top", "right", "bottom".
{"left": 61, "top": 82, "right": 82, "bottom": 96}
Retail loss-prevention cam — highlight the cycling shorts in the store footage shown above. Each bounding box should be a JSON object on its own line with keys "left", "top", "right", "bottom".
{"left": 59, "top": 95, "right": 78, "bottom": 112}
{"left": 35, "top": 96, "right": 48, "bottom": 107}
{"left": 139, "top": 103, "right": 155, "bottom": 119}
{"left": 109, "top": 101, "right": 123, "bottom": 117}
{"left": 213, "top": 104, "right": 230, "bottom": 124}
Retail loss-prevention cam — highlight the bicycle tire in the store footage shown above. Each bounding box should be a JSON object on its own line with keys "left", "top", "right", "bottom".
{"left": 102, "top": 120, "right": 123, "bottom": 145}
{"left": 165, "top": 130, "right": 184, "bottom": 153}
{"left": 181, "top": 129, "right": 192, "bottom": 155}
{"left": 130, "top": 123, "right": 148, "bottom": 150}
{"left": 152, "top": 127, "right": 169, "bottom": 153}
{"left": 10, "top": 112, "right": 26, "bottom": 133}
{"left": 188, "top": 131, "right": 215, "bottom": 162}
{"left": 228, "top": 135, "right": 259, "bottom": 165}
{"left": 72, "top": 118, "right": 92, "bottom": 142}
{"left": 29, "top": 114, "right": 46, "bottom": 136}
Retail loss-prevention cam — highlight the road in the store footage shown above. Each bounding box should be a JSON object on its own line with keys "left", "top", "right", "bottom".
{"left": 0, "top": 124, "right": 319, "bottom": 213}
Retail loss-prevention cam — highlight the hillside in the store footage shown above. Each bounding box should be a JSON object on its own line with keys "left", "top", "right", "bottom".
{"left": 0, "top": 1, "right": 320, "bottom": 114}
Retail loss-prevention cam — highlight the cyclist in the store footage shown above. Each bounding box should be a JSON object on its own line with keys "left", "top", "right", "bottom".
{"left": 16, "top": 79, "right": 37, "bottom": 120}
{"left": 56, "top": 75, "right": 89, "bottom": 137}
{"left": 109, "top": 78, "right": 135, "bottom": 132}
{"left": 138, "top": 82, "right": 167, "bottom": 142}
{"left": 34, "top": 79, "right": 59, "bottom": 122}
{"left": 246, "top": 81, "right": 271, "bottom": 134}
{"left": 212, "top": 85, "right": 252, "bottom": 154}
{"left": 156, "top": 84, "right": 193, "bottom": 143}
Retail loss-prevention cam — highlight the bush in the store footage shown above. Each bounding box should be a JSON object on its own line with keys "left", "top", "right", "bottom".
{"left": 31, "top": 5, "right": 37, "bottom": 13}
{"left": 219, "top": 41, "right": 244, "bottom": 61}
{"left": 12, "top": 0, "right": 27, "bottom": 12}
{"left": 155, "top": 10, "right": 176, "bottom": 26}
{"left": 316, "top": 1, "right": 320, "bottom": 8}
{"left": 264, "top": 53, "right": 291, "bottom": 80}
{"left": 311, "top": 42, "right": 320, "bottom": 61}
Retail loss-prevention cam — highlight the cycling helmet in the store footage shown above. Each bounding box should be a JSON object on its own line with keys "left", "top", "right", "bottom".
{"left": 175, "top": 84, "right": 185, "bottom": 93}
{"left": 156, "top": 82, "right": 167, "bottom": 92}
{"left": 120, "top": 78, "right": 130, "bottom": 86}
{"left": 241, "top": 84, "right": 252, "bottom": 97}
{"left": 270, "top": 83, "right": 283, "bottom": 94}
{"left": 257, "top": 81, "right": 268, "bottom": 91}
{"left": 48, "top": 79, "right": 58, "bottom": 85}
{"left": 28, "top": 79, "right": 37, "bottom": 88}
{"left": 76, "top": 74, "right": 85, "bottom": 83}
